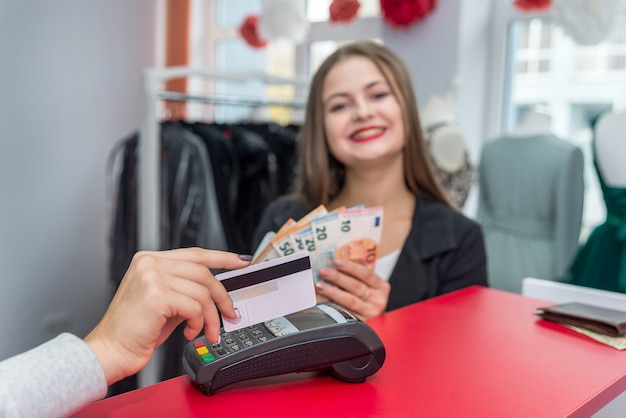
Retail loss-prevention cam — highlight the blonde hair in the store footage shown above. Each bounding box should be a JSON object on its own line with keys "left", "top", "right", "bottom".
{"left": 294, "top": 41, "right": 452, "bottom": 209}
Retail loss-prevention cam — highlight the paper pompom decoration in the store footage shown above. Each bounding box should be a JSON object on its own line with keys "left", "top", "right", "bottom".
{"left": 380, "top": 0, "right": 437, "bottom": 28}
{"left": 513, "top": 0, "right": 551, "bottom": 11}
{"left": 552, "top": 0, "right": 626, "bottom": 45}
{"left": 258, "top": 0, "right": 310, "bottom": 43}
{"left": 239, "top": 15, "right": 268, "bottom": 49}
{"left": 330, "top": 0, "right": 361, "bottom": 23}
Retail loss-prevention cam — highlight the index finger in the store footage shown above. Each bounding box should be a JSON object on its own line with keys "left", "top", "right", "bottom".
{"left": 157, "top": 247, "right": 252, "bottom": 271}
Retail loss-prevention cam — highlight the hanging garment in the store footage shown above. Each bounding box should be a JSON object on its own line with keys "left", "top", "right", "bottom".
{"left": 163, "top": 122, "right": 228, "bottom": 251}
{"left": 567, "top": 159, "right": 626, "bottom": 293}
{"left": 477, "top": 134, "right": 585, "bottom": 293}
{"left": 109, "top": 123, "right": 227, "bottom": 289}
{"left": 238, "top": 122, "right": 299, "bottom": 198}
{"left": 182, "top": 122, "right": 240, "bottom": 251}
{"left": 184, "top": 121, "right": 298, "bottom": 254}
{"left": 219, "top": 122, "right": 298, "bottom": 254}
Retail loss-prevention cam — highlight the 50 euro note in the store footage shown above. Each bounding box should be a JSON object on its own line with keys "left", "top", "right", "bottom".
{"left": 251, "top": 205, "right": 327, "bottom": 265}
{"left": 271, "top": 205, "right": 328, "bottom": 258}
{"left": 335, "top": 206, "right": 384, "bottom": 270}
{"left": 251, "top": 218, "right": 296, "bottom": 264}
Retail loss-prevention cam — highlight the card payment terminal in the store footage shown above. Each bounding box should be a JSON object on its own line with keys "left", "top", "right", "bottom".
{"left": 183, "top": 302, "right": 386, "bottom": 395}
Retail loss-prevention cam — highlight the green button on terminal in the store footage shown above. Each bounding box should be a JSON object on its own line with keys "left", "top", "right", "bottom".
{"left": 201, "top": 353, "right": 215, "bottom": 363}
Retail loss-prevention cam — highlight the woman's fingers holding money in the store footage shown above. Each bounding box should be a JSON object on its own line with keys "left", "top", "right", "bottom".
{"left": 316, "top": 259, "right": 390, "bottom": 320}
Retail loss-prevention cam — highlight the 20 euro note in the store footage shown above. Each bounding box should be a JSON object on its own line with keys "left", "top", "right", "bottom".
{"left": 292, "top": 225, "right": 317, "bottom": 259}
{"left": 309, "top": 211, "right": 342, "bottom": 282}
{"left": 335, "top": 206, "right": 384, "bottom": 270}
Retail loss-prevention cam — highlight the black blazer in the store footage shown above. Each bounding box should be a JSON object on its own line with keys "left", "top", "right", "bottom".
{"left": 252, "top": 195, "right": 489, "bottom": 312}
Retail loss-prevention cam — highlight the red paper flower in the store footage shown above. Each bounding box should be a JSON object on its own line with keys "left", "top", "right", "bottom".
{"left": 239, "top": 15, "right": 268, "bottom": 49}
{"left": 380, "top": 0, "right": 436, "bottom": 28}
{"left": 330, "top": 0, "right": 360, "bottom": 23}
{"left": 513, "top": 0, "right": 551, "bottom": 11}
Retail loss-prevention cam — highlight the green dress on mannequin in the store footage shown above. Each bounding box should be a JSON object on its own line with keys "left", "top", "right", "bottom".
{"left": 567, "top": 158, "right": 626, "bottom": 293}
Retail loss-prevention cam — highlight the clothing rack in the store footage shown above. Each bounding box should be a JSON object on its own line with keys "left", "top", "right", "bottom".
{"left": 139, "top": 67, "right": 308, "bottom": 251}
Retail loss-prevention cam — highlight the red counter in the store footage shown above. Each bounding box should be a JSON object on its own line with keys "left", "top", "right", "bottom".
{"left": 72, "top": 286, "right": 626, "bottom": 417}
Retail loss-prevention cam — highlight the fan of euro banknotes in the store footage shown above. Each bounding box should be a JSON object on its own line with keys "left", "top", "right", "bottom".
{"left": 252, "top": 205, "right": 384, "bottom": 281}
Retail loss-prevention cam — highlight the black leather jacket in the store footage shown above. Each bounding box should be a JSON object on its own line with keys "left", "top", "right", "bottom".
{"left": 252, "top": 195, "right": 489, "bottom": 311}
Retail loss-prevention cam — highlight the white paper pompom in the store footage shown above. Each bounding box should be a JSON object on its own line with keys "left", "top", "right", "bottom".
{"left": 552, "top": 0, "right": 626, "bottom": 45}
{"left": 258, "top": 0, "right": 310, "bottom": 43}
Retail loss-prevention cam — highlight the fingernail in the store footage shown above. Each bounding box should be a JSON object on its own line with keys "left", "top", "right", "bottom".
{"left": 234, "top": 307, "right": 241, "bottom": 318}
{"left": 315, "top": 281, "right": 326, "bottom": 292}
{"left": 335, "top": 259, "right": 345, "bottom": 268}
{"left": 238, "top": 254, "right": 253, "bottom": 261}
{"left": 319, "top": 267, "right": 330, "bottom": 277}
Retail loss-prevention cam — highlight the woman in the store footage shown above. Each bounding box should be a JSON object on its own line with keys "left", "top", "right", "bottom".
{"left": 253, "top": 41, "right": 488, "bottom": 319}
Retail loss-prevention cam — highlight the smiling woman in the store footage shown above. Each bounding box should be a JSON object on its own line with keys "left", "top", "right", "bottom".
{"left": 322, "top": 55, "right": 405, "bottom": 166}
{"left": 252, "top": 41, "right": 489, "bottom": 321}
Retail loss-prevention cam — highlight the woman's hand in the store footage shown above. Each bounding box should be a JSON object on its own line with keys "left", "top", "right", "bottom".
{"left": 315, "top": 258, "right": 390, "bottom": 320}
{"left": 84, "top": 248, "right": 251, "bottom": 385}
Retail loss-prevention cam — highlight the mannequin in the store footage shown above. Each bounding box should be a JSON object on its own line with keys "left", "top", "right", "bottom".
{"left": 420, "top": 91, "right": 455, "bottom": 127}
{"left": 478, "top": 110, "right": 585, "bottom": 293}
{"left": 511, "top": 108, "right": 553, "bottom": 137}
{"left": 429, "top": 125, "right": 466, "bottom": 172}
{"left": 567, "top": 110, "right": 626, "bottom": 293}
{"left": 420, "top": 93, "right": 476, "bottom": 208}
{"left": 594, "top": 111, "right": 626, "bottom": 187}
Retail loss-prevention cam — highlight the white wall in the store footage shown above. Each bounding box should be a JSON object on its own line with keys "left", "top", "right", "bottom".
{"left": 383, "top": 0, "right": 494, "bottom": 162}
{"left": 0, "top": 0, "right": 158, "bottom": 359}
{"left": 383, "top": 0, "right": 494, "bottom": 216}
{"left": 382, "top": 1, "right": 461, "bottom": 107}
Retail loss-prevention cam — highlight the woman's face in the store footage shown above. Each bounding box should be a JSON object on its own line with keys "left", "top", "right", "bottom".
{"left": 322, "top": 56, "right": 406, "bottom": 168}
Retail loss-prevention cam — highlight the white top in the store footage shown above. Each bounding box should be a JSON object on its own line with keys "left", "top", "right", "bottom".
{"left": 375, "top": 249, "right": 402, "bottom": 281}
{"left": 0, "top": 333, "right": 107, "bottom": 418}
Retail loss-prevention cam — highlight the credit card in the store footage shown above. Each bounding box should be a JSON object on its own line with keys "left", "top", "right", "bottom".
{"left": 216, "top": 251, "right": 316, "bottom": 332}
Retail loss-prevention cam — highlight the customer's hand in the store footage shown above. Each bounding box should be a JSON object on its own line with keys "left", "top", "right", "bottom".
{"left": 315, "top": 258, "right": 390, "bottom": 320}
{"left": 84, "top": 248, "right": 251, "bottom": 385}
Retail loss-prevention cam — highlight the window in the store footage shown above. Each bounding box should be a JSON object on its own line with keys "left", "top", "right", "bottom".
{"left": 511, "top": 18, "right": 552, "bottom": 78}
{"left": 502, "top": 13, "right": 626, "bottom": 239}
{"left": 188, "top": 0, "right": 381, "bottom": 123}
